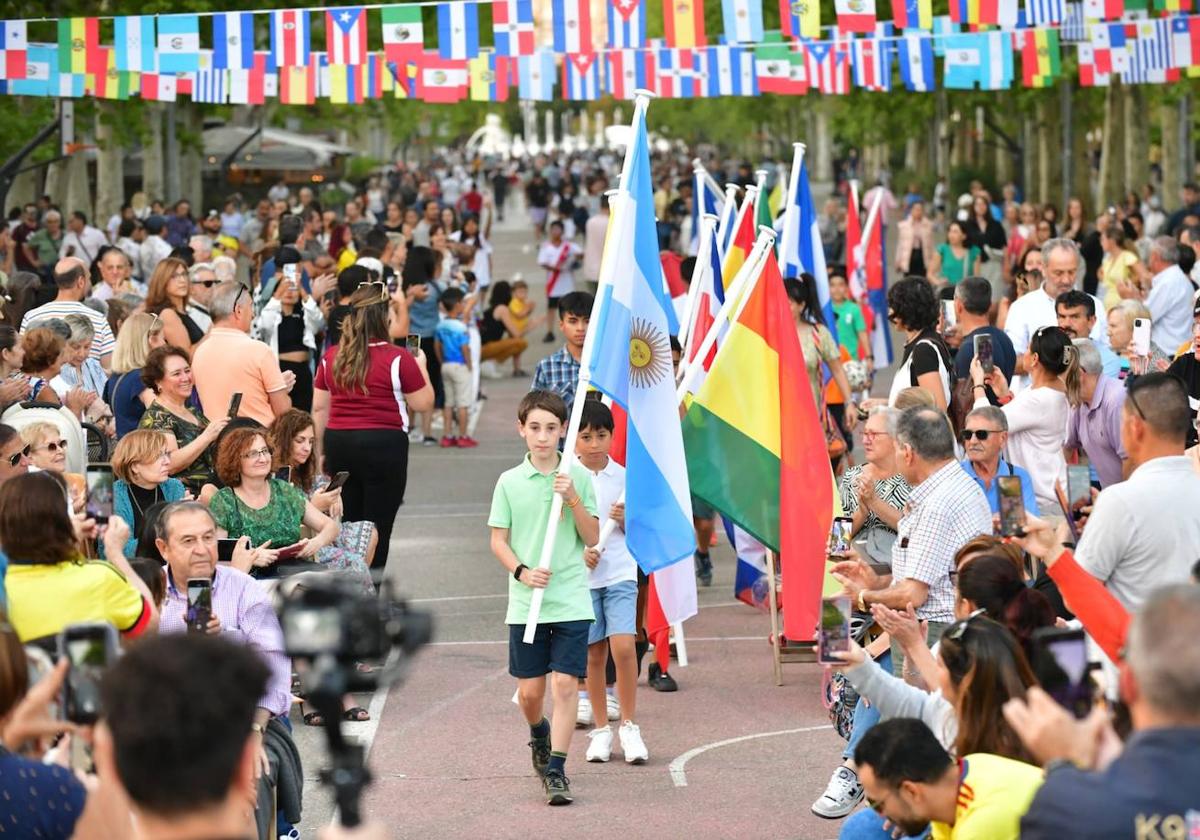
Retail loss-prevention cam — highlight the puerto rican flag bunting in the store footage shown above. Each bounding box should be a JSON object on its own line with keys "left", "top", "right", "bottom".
{"left": 805, "top": 40, "right": 851, "bottom": 94}
{"left": 609, "top": 0, "right": 647, "bottom": 49}
{"left": 326, "top": 7, "right": 368, "bottom": 65}
{"left": 517, "top": 49, "right": 556, "bottom": 100}
{"left": 213, "top": 12, "right": 254, "bottom": 70}
{"left": 493, "top": 0, "right": 536, "bottom": 56}
{"left": 562, "top": 52, "right": 601, "bottom": 99}
{"left": 552, "top": 0, "right": 593, "bottom": 55}
{"left": 721, "top": 0, "right": 764, "bottom": 43}
{"left": 836, "top": 0, "right": 878, "bottom": 34}
{"left": 438, "top": 2, "right": 480, "bottom": 60}
{"left": 271, "top": 9, "right": 310, "bottom": 67}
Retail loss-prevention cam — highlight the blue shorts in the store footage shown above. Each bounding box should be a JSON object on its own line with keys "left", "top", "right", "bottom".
{"left": 691, "top": 494, "right": 715, "bottom": 520}
{"left": 588, "top": 580, "right": 638, "bottom": 644}
{"left": 508, "top": 620, "right": 591, "bottom": 679}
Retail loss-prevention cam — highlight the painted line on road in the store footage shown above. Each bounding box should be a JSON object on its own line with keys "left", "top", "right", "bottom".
{"left": 668, "top": 724, "right": 833, "bottom": 788}
{"left": 427, "top": 635, "right": 767, "bottom": 647}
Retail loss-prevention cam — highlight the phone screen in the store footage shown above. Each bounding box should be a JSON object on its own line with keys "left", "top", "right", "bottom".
{"left": 326, "top": 471, "right": 350, "bottom": 492}
{"left": 997, "top": 475, "right": 1026, "bottom": 537}
{"left": 817, "top": 595, "right": 851, "bottom": 664}
{"left": 405, "top": 334, "right": 421, "bottom": 354}
{"left": 940, "top": 300, "right": 956, "bottom": 335}
{"left": 1066, "top": 465, "right": 1091, "bottom": 519}
{"left": 283, "top": 264, "right": 298, "bottom": 285}
{"left": 228, "top": 392, "right": 243, "bottom": 418}
{"left": 61, "top": 627, "right": 113, "bottom": 724}
{"left": 84, "top": 465, "right": 114, "bottom": 524}
{"left": 828, "top": 516, "right": 853, "bottom": 554}
{"left": 973, "top": 333, "right": 994, "bottom": 374}
{"left": 186, "top": 579, "right": 212, "bottom": 634}
{"left": 1032, "top": 628, "right": 1093, "bottom": 718}
{"left": 217, "top": 538, "right": 240, "bottom": 564}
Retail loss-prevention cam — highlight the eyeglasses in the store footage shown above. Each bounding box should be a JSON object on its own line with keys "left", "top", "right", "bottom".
{"left": 192, "top": 279, "right": 218, "bottom": 288}
{"left": 357, "top": 280, "right": 388, "bottom": 303}
{"left": 1126, "top": 387, "right": 1147, "bottom": 421}
{"left": 959, "top": 429, "right": 1001, "bottom": 441}
{"left": 242, "top": 447, "right": 272, "bottom": 461}
{"left": 861, "top": 430, "right": 890, "bottom": 441}
{"left": 34, "top": 439, "right": 68, "bottom": 453}
{"left": 5, "top": 444, "right": 29, "bottom": 467}
{"left": 172, "top": 270, "right": 188, "bottom": 280}
{"left": 232, "top": 284, "right": 247, "bottom": 311}
{"left": 945, "top": 607, "right": 988, "bottom": 641}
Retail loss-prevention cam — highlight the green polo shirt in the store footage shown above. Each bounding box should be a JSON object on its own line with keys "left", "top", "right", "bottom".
{"left": 489, "top": 452, "right": 597, "bottom": 625}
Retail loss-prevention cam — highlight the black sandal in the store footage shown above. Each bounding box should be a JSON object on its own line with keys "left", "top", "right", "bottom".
{"left": 300, "top": 703, "right": 325, "bottom": 727}
{"left": 342, "top": 706, "right": 370, "bottom": 722}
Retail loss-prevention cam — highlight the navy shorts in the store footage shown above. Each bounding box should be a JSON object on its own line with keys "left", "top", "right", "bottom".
{"left": 509, "top": 620, "right": 591, "bottom": 678}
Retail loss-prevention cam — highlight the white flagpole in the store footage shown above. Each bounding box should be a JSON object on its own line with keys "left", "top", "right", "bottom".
{"left": 676, "top": 227, "right": 776, "bottom": 404}
{"left": 716, "top": 183, "right": 740, "bottom": 254}
{"left": 777, "top": 142, "right": 806, "bottom": 276}
{"left": 753, "top": 169, "right": 769, "bottom": 222}
{"left": 523, "top": 90, "right": 654, "bottom": 644}
{"left": 677, "top": 213, "right": 718, "bottom": 365}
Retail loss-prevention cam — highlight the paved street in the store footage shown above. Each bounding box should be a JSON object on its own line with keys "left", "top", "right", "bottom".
{"left": 294, "top": 213, "right": 861, "bottom": 840}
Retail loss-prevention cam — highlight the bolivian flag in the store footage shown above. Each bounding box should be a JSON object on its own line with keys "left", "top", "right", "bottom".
{"left": 682, "top": 250, "right": 835, "bottom": 642}
{"left": 1022, "top": 28, "right": 1060, "bottom": 88}
{"left": 57, "top": 17, "right": 99, "bottom": 75}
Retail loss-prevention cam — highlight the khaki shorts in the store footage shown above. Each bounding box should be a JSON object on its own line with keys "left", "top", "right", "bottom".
{"left": 441, "top": 362, "right": 472, "bottom": 408}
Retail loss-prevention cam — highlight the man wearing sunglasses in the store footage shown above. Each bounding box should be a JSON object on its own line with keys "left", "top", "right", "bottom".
{"left": 186, "top": 262, "right": 217, "bottom": 336}
{"left": 0, "top": 424, "right": 29, "bottom": 484}
{"left": 959, "top": 406, "right": 1040, "bottom": 517}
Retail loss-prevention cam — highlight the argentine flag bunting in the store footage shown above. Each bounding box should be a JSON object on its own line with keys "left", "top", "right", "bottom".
{"left": 587, "top": 108, "right": 695, "bottom": 573}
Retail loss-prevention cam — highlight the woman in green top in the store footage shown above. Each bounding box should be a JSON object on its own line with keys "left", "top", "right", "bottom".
{"left": 208, "top": 426, "right": 340, "bottom": 576}
{"left": 137, "top": 345, "right": 228, "bottom": 494}
{"left": 928, "top": 220, "right": 980, "bottom": 288}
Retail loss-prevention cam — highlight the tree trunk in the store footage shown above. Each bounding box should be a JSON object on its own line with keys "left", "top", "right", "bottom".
{"left": 9, "top": 168, "right": 41, "bottom": 210}
{"left": 94, "top": 101, "right": 123, "bottom": 229}
{"left": 1038, "top": 95, "right": 1063, "bottom": 208}
{"left": 1160, "top": 99, "right": 1182, "bottom": 201}
{"left": 178, "top": 102, "right": 204, "bottom": 211}
{"left": 1123, "top": 85, "right": 1149, "bottom": 201}
{"left": 1071, "top": 87, "right": 1092, "bottom": 211}
{"left": 63, "top": 152, "right": 91, "bottom": 219}
{"left": 142, "top": 103, "right": 165, "bottom": 202}
{"left": 1097, "top": 81, "right": 1124, "bottom": 211}
{"left": 813, "top": 106, "right": 833, "bottom": 186}
{"left": 43, "top": 160, "right": 68, "bottom": 210}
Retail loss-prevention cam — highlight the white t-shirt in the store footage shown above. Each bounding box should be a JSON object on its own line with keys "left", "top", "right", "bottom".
{"left": 538, "top": 239, "right": 582, "bottom": 298}
{"left": 975, "top": 385, "right": 1068, "bottom": 514}
{"left": 1003, "top": 284, "right": 1107, "bottom": 391}
{"left": 59, "top": 226, "right": 109, "bottom": 269}
{"left": 449, "top": 231, "right": 492, "bottom": 288}
{"left": 587, "top": 459, "right": 636, "bottom": 589}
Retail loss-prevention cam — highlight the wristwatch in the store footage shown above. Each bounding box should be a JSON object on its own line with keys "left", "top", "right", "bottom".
{"left": 513, "top": 563, "right": 528, "bottom": 582}
{"left": 250, "top": 722, "right": 265, "bottom": 735}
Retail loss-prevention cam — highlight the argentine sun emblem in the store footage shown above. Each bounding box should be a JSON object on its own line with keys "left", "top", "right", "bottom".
{"left": 628, "top": 318, "right": 671, "bottom": 389}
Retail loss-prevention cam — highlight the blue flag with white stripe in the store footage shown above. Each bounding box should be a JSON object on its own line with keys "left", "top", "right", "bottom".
{"left": 780, "top": 160, "right": 835, "bottom": 335}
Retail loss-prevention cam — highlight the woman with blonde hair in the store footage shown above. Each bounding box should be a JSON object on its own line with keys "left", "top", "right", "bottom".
{"left": 109, "top": 429, "right": 187, "bottom": 556}
{"left": 143, "top": 257, "right": 203, "bottom": 352}
{"left": 103, "top": 311, "right": 166, "bottom": 438}
{"left": 1108, "top": 298, "right": 1173, "bottom": 374}
{"left": 20, "top": 420, "right": 85, "bottom": 511}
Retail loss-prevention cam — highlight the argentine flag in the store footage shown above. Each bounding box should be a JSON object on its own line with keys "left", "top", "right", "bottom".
{"left": 588, "top": 108, "right": 695, "bottom": 573}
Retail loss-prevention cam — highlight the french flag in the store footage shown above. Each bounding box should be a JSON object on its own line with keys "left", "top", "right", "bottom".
{"left": 493, "top": 0, "right": 535, "bottom": 56}
{"left": 438, "top": 2, "right": 480, "bottom": 60}
{"left": 608, "top": 0, "right": 647, "bottom": 49}
{"left": 213, "top": 12, "right": 254, "bottom": 70}
{"left": 326, "top": 8, "right": 367, "bottom": 66}
{"left": 562, "top": 52, "right": 600, "bottom": 99}
{"left": 552, "top": 0, "right": 592, "bottom": 54}
{"left": 270, "top": 9, "right": 310, "bottom": 67}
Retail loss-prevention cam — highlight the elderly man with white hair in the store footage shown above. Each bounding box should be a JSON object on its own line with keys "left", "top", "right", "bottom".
{"left": 1125, "top": 236, "right": 1196, "bottom": 353}
{"left": 1066, "top": 338, "right": 1128, "bottom": 488}
{"left": 188, "top": 234, "right": 214, "bottom": 264}
{"left": 186, "top": 262, "right": 217, "bottom": 335}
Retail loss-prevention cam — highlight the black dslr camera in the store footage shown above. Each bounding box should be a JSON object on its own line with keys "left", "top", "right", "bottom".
{"left": 278, "top": 575, "right": 432, "bottom": 827}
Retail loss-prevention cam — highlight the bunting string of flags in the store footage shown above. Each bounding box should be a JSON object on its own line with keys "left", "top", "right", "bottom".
{"left": 1, "top": 2, "right": 1197, "bottom": 105}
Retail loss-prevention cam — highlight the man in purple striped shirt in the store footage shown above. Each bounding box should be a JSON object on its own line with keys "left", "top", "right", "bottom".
{"left": 155, "top": 501, "right": 292, "bottom": 781}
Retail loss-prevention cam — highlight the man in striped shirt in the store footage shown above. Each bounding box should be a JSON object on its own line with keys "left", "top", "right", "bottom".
{"left": 20, "top": 257, "right": 115, "bottom": 371}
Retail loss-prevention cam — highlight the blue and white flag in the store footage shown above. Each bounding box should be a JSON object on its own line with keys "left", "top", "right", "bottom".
{"left": 11, "top": 44, "right": 52, "bottom": 96}
{"left": 690, "top": 162, "right": 726, "bottom": 253}
{"left": 1062, "top": 2, "right": 1087, "bottom": 42}
{"left": 587, "top": 107, "right": 695, "bottom": 573}
{"left": 608, "top": 0, "right": 647, "bottom": 49}
{"left": 1025, "top": 0, "right": 1064, "bottom": 26}
{"left": 438, "top": 2, "right": 480, "bottom": 60}
{"left": 721, "top": 0, "right": 763, "bottom": 43}
{"left": 157, "top": 14, "right": 201, "bottom": 74}
{"left": 517, "top": 49, "right": 556, "bottom": 100}
{"left": 1135, "top": 18, "right": 1172, "bottom": 73}
{"left": 193, "top": 62, "right": 229, "bottom": 104}
{"left": 944, "top": 32, "right": 1012, "bottom": 90}
{"left": 213, "top": 12, "right": 254, "bottom": 70}
{"left": 703, "top": 44, "right": 756, "bottom": 97}
{"left": 114, "top": 16, "right": 155, "bottom": 72}
{"left": 779, "top": 158, "right": 834, "bottom": 333}
{"left": 898, "top": 32, "right": 934, "bottom": 90}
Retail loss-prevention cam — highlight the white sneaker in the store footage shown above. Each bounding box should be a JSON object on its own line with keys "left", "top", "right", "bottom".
{"left": 606, "top": 693, "right": 620, "bottom": 721}
{"left": 586, "top": 726, "right": 613, "bottom": 762}
{"left": 480, "top": 360, "right": 503, "bottom": 379}
{"left": 618, "top": 721, "right": 648, "bottom": 764}
{"left": 811, "top": 766, "right": 865, "bottom": 819}
{"left": 576, "top": 696, "right": 593, "bottom": 728}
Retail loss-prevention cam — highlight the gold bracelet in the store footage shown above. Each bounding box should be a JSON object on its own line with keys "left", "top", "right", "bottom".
{"left": 565, "top": 495, "right": 579, "bottom": 509}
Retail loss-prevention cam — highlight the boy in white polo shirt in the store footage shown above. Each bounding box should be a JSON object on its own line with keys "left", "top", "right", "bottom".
{"left": 576, "top": 399, "right": 649, "bottom": 764}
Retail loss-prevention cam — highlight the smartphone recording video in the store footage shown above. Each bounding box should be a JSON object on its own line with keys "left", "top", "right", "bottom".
{"left": 997, "top": 475, "right": 1026, "bottom": 537}
{"left": 405, "top": 334, "right": 421, "bottom": 354}
{"left": 828, "top": 516, "right": 853, "bottom": 555}
{"left": 818, "top": 595, "right": 851, "bottom": 664}
{"left": 940, "top": 300, "right": 956, "bottom": 336}
{"left": 58, "top": 623, "right": 118, "bottom": 725}
{"left": 1031, "top": 627, "right": 1094, "bottom": 719}
{"left": 973, "top": 333, "right": 994, "bottom": 375}
{"left": 186, "top": 578, "right": 212, "bottom": 634}
{"left": 228, "top": 392, "right": 243, "bottom": 418}
{"left": 85, "top": 464, "right": 114, "bottom": 524}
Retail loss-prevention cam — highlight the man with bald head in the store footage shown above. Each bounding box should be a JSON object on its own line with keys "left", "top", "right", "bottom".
{"left": 20, "top": 256, "right": 115, "bottom": 369}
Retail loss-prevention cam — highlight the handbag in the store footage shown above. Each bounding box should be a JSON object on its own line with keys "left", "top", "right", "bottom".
{"left": 824, "top": 404, "right": 847, "bottom": 460}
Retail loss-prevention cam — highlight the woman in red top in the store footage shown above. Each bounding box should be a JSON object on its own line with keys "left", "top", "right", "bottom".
{"left": 313, "top": 281, "right": 433, "bottom": 567}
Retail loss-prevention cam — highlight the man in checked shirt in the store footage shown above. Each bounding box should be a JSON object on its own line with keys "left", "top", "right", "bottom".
{"left": 832, "top": 406, "right": 992, "bottom": 677}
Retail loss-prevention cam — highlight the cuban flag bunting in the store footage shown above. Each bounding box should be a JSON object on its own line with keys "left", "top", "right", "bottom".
{"left": 270, "top": 9, "right": 310, "bottom": 68}
{"left": 587, "top": 106, "right": 696, "bottom": 575}
{"left": 609, "top": 0, "right": 647, "bottom": 49}
{"left": 493, "top": 0, "right": 536, "bottom": 56}
{"left": 213, "top": 12, "right": 254, "bottom": 70}
{"left": 326, "top": 8, "right": 368, "bottom": 66}
{"left": 562, "top": 52, "right": 601, "bottom": 100}
{"left": 552, "top": 0, "right": 593, "bottom": 55}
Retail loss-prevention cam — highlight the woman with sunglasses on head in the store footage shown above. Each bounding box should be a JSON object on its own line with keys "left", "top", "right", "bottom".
{"left": 970, "top": 325, "right": 1079, "bottom": 521}
{"left": 143, "top": 257, "right": 203, "bottom": 353}
{"left": 313, "top": 282, "right": 433, "bottom": 568}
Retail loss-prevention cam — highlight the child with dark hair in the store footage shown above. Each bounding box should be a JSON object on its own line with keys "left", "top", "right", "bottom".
{"left": 537, "top": 220, "right": 583, "bottom": 343}
{"left": 488, "top": 390, "right": 599, "bottom": 805}
{"left": 435, "top": 287, "right": 475, "bottom": 448}
{"left": 531, "top": 292, "right": 593, "bottom": 410}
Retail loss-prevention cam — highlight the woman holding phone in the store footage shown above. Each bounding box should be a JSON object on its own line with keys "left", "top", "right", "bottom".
{"left": 258, "top": 247, "right": 325, "bottom": 412}
{"left": 143, "top": 257, "right": 202, "bottom": 353}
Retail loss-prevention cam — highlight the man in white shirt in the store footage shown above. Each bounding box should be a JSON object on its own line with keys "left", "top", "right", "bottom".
{"left": 59, "top": 211, "right": 109, "bottom": 270}
{"left": 1004, "top": 238, "right": 1106, "bottom": 391}
{"left": 538, "top": 220, "right": 583, "bottom": 343}
{"left": 1138, "top": 236, "right": 1196, "bottom": 352}
{"left": 1075, "top": 372, "right": 1200, "bottom": 611}
{"left": 21, "top": 258, "right": 115, "bottom": 369}
{"left": 139, "top": 216, "right": 172, "bottom": 281}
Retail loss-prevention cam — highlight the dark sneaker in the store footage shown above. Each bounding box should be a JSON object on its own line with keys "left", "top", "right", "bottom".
{"left": 528, "top": 735, "right": 551, "bottom": 777}
{"left": 694, "top": 551, "right": 713, "bottom": 587}
{"left": 647, "top": 662, "right": 678, "bottom": 692}
{"left": 543, "top": 771, "right": 573, "bottom": 805}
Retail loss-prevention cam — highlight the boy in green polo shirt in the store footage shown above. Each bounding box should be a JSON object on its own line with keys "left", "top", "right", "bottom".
{"left": 489, "top": 389, "right": 599, "bottom": 805}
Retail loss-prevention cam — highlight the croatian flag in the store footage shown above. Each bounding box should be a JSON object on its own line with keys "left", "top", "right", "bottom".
{"left": 270, "top": 9, "right": 310, "bottom": 67}
{"left": 517, "top": 49, "right": 556, "bottom": 100}
{"left": 114, "top": 16, "right": 155, "bottom": 73}
{"left": 493, "top": 0, "right": 535, "bottom": 56}
{"left": 852, "top": 37, "right": 891, "bottom": 90}
{"left": 721, "top": 0, "right": 764, "bottom": 43}
{"left": 898, "top": 32, "right": 934, "bottom": 90}
{"left": 609, "top": 0, "right": 647, "bottom": 49}
{"left": 552, "top": 0, "right": 593, "bottom": 54}
{"left": 780, "top": 158, "right": 835, "bottom": 334}
{"left": 562, "top": 53, "right": 601, "bottom": 99}
{"left": 157, "top": 14, "right": 201, "bottom": 73}
{"left": 327, "top": 8, "right": 368, "bottom": 65}
{"left": 213, "top": 12, "right": 254, "bottom": 70}
{"left": 588, "top": 108, "right": 695, "bottom": 573}
{"left": 438, "top": 2, "right": 480, "bottom": 60}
